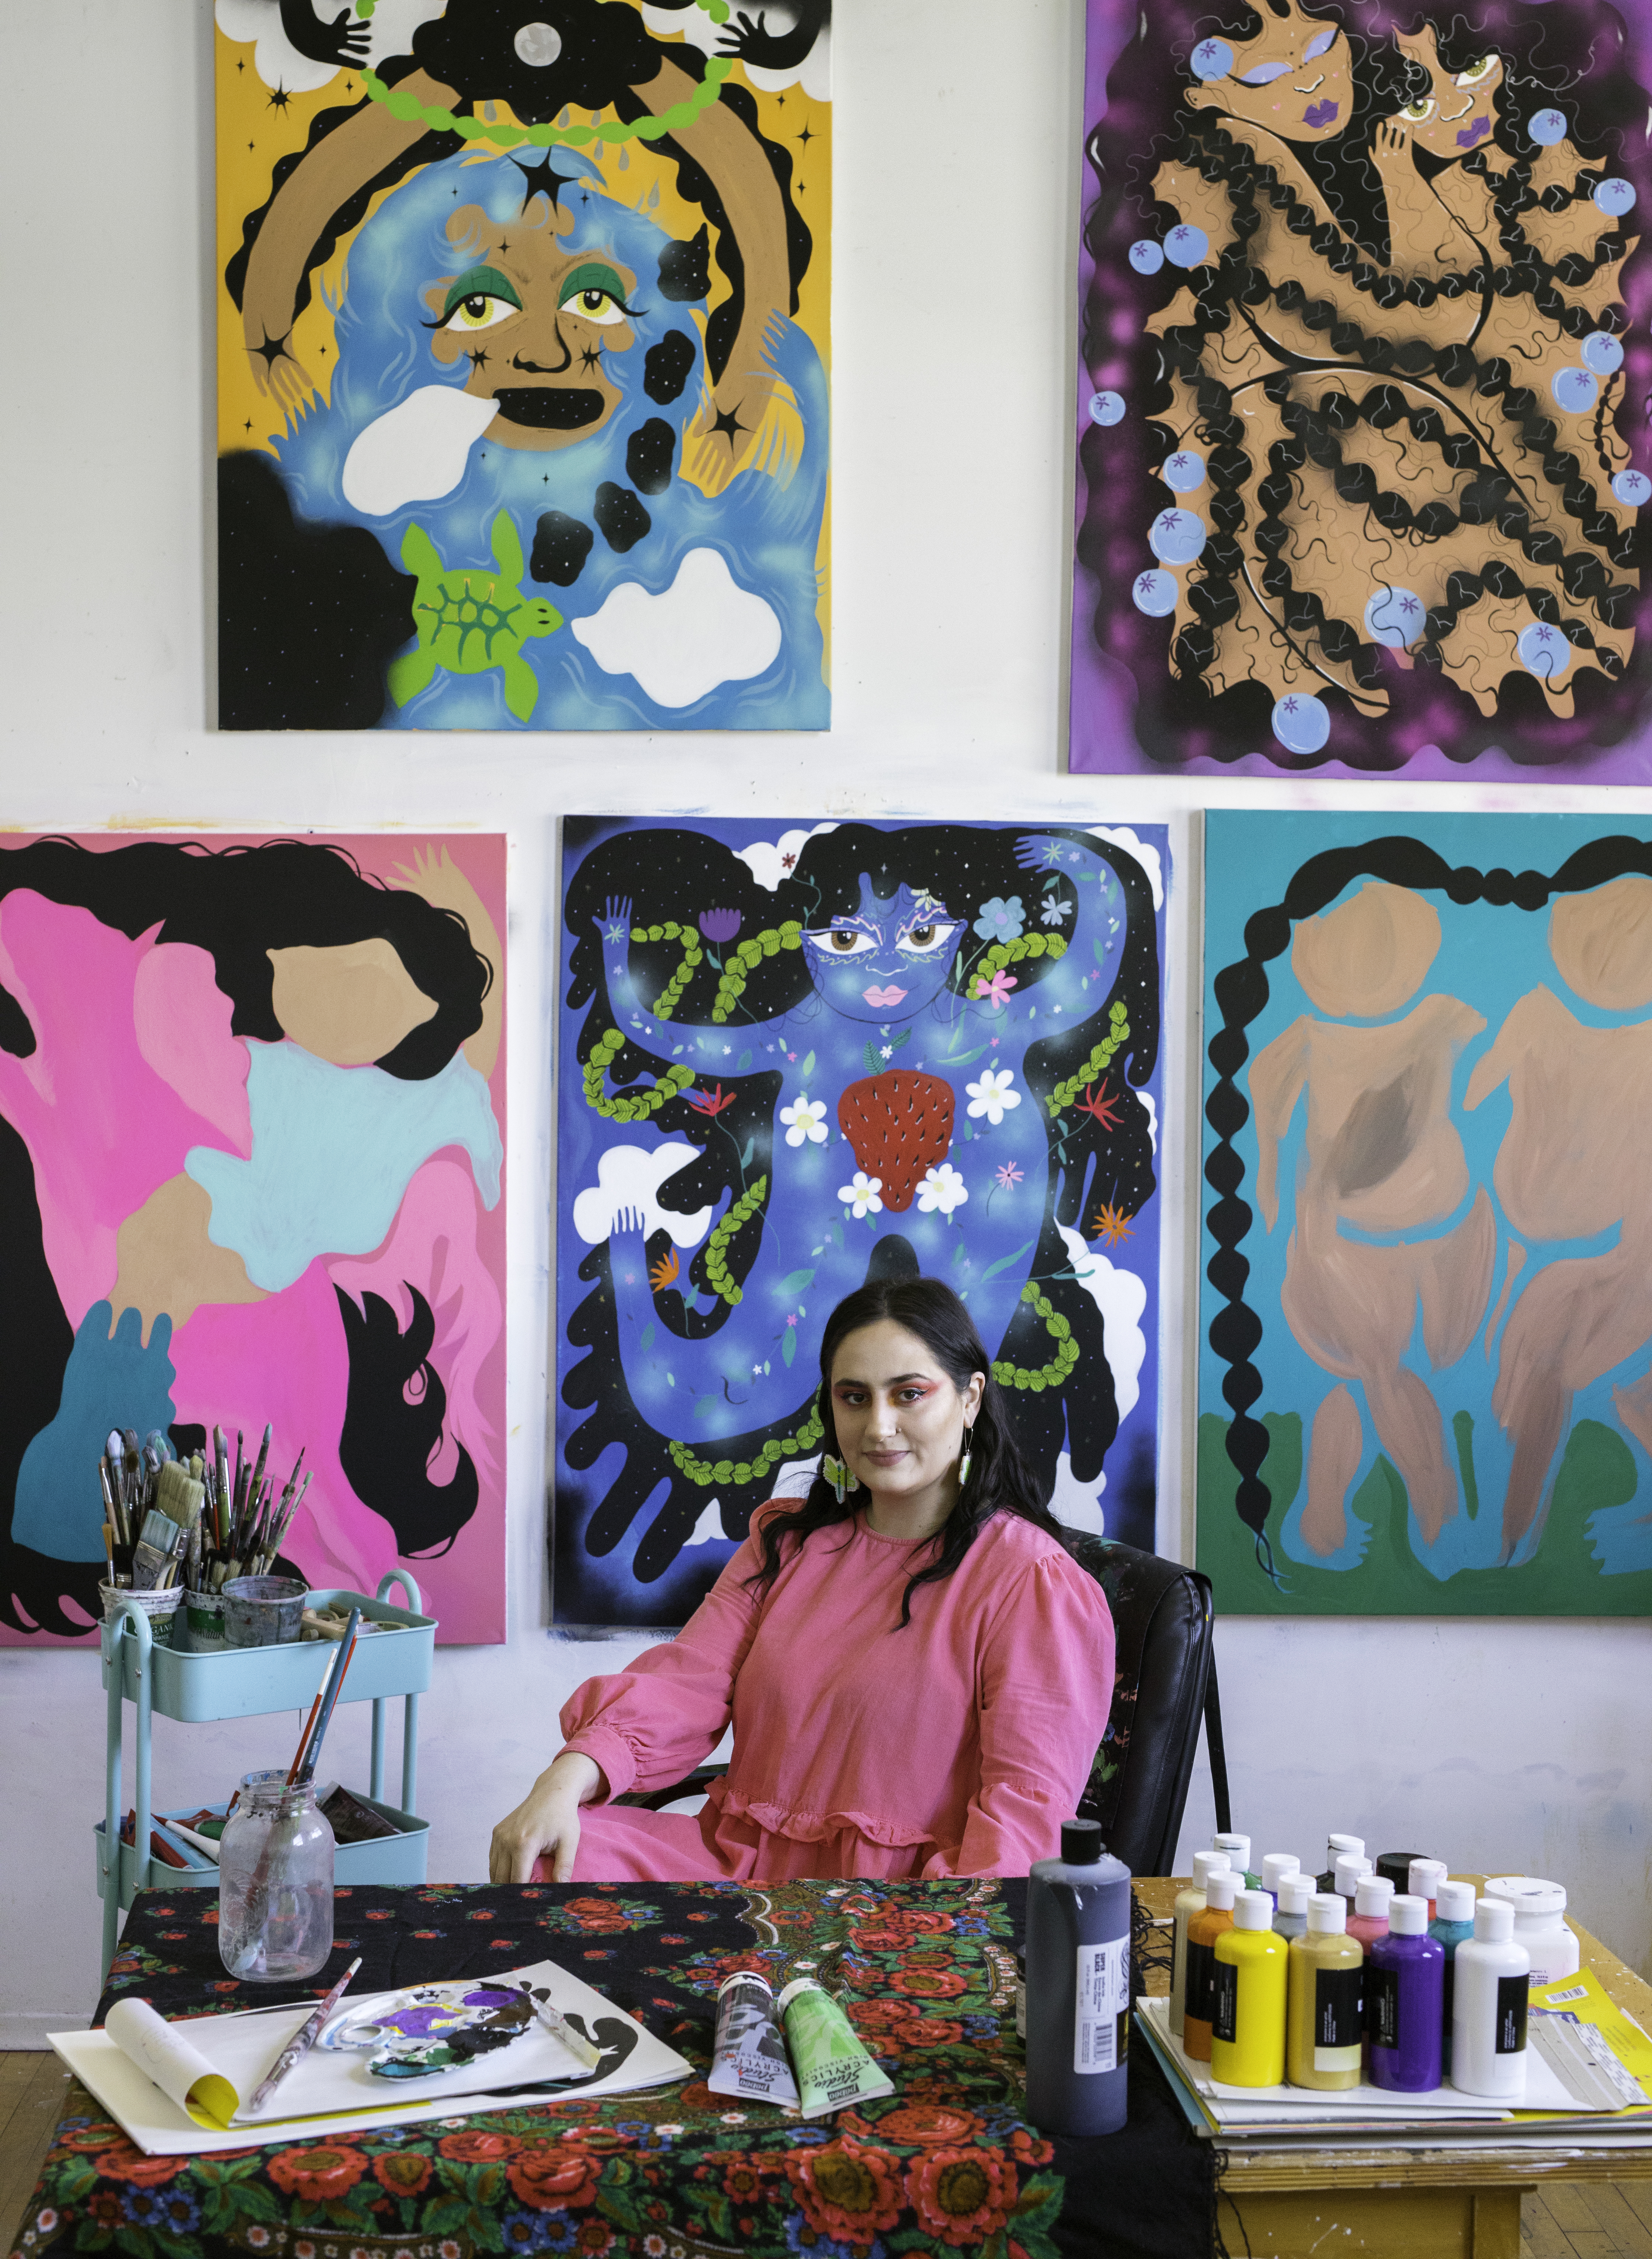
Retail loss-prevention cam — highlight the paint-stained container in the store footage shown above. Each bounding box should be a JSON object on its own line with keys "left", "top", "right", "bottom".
{"left": 1025, "top": 1818, "right": 1131, "bottom": 2136}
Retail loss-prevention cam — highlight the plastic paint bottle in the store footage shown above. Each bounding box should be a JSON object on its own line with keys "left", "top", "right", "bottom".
{"left": 1212, "top": 1832, "right": 1260, "bottom": 1890}
{"left": 1260, "top": 1852, "right": 1301, "bottom": 1905}
{"left": 1025, "top": 1817, "right": 1132, "bottom": 2136}
{"left": 1316, "top": 1833, "right": 1364, "bottom": 1892}
{"left": 1367, "top": 1894, "right": 1445, "bottom": 2093}
{"left": 1408, "top": 1860, "right": 1447, "bottom": 1919}
{"left": 1482, "top": 1877, "right": 1581, "bottom": 1986}
{"left": 1348, "top": 1874, "right": 1395, "bottom": 1954}
{"left": 1171, "top": 1850, "right": 1232, "bottom": 2040}
{"left": 1184, "top": 1867, "right": 1239, "bottom": 2062}
{"left": 1451, "top": 1899, "right": 1530, "bottom": 2100}
{"left": 1211, "top": 1890, "right": 1288, "bottom": 2088}
{"left": 1287, "top": 1892, "right": 1364, "bottom": 2090}
{"left": 1273, "top": 1872, "right": 1313, "bottom": 1943}
{"left": 1375, "top": 1850, "right": 1431, "bottom": 1896}
{"left": 1430, "top": 1879, "right": 1476, "bottom": 2078}
{"left": 1333, "top": 1852, "right": 1373, "bottom": 1906}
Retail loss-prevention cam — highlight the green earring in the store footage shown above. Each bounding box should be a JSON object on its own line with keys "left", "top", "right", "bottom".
{"left": 823, "top": 1455, "right": 858, "bottom": 1504}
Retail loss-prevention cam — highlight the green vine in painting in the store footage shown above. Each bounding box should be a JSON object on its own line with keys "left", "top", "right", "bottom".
{"left": 632, "top": 922, "right": 704, "bottom": 1020}
{"left": 582, "top": 1026, "right": 695, "bottom": 1122}
{"left": 668, "top": 1399, "right": 826, "bottom": 1489}
{"left": 1047, "top": 1001, "right": 1131, "bottom": 1117}
{"left": 711, "top": 924, "right": 804, "bottom": 1024}
{"left": 703, "top": 1177, "right": 768, "bottom": 1304}
{"left": 358, "top": 46, "right": 731, "bottom": 150}
{"left": 972, "top": 931, "right": 1067, "bottom": 988}
{"left": 993, "top": 1283, "right": 1080, "bottom": 1393}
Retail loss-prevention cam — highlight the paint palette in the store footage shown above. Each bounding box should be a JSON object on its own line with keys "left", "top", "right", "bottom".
{"left": 324, "top": 1982, "right": 537, "bottom": 2080}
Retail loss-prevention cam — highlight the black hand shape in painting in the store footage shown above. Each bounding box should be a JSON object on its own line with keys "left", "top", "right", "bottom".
{"left": 277, "top": 0, "right": 369, "bottom": 66}
{"left": 480, "top": 2013, "right": 642, "bottom": 2096}
{"left": 718, "top": 0, "right": 830, "bottom": 70}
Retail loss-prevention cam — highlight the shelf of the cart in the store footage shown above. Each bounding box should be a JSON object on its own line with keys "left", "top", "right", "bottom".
{"left": 94, "top": 1790, "right": 430, "bottom": 1906}
{"left": 99, "top": 1586, "right": 434, "bottom": 1720}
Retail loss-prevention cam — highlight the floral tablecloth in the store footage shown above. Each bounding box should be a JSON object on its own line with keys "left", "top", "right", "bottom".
{"left": 13, "top": 1881, "right": 1213, "bottom": 2259}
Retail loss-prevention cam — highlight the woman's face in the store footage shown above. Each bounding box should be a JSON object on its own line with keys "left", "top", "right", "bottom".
{"left": 1186, "top": 6, "right": 1354, "bottom": 143}
{"left": 1390, "top": 28, "right": 1502, "bottom": 161}
{"left": 829, "top": 1321, "right": 985, "bottom": 1517}
{"left": 426, "top": 199, "right": 639, "bottom": 452}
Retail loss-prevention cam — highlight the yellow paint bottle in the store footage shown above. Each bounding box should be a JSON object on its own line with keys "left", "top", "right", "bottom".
{"left": 1287, "top": 1890, "right": 1365, "bottom": 2090}
{"left": 1210, "top": 1889, "right": 1288, "bottom": 2087}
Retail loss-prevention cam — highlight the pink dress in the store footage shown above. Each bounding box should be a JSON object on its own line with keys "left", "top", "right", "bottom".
{"left": 548, "top": 1506, "right": 1115, "bottom": 1883}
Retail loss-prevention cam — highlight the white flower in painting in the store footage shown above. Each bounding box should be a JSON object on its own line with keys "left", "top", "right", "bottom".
{"left": 916, "top": 1163, "right": 969, "bottom": 1216}
{"left": 965, "top": 1067, "right": 1021, "bottom": 1125}
{"left": 839, "top": 1172, "right": 884, "bottom": 1219}
{"left": 780, "top": 1093, "right": 829, "bottom": 1146}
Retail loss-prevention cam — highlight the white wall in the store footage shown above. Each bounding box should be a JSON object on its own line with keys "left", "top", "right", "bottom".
{"left": 1, "top": 0, "right": 1646, "bottom": 2044}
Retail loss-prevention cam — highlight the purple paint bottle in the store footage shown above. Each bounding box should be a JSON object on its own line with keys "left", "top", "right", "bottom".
{"left": 1367, "top": 1894, "right": 1444, "bottom": 2093}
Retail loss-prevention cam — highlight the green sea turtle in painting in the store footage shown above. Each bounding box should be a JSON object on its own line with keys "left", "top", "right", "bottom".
{"left": 388, "top": 511, "right": 560, "bottom": 721}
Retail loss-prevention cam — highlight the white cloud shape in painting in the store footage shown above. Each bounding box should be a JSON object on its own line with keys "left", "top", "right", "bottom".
{"left": 342, "top": 387, "right": 499, "bottom": 517}
{"left": 216, "top": 0, "right": 443, "bottom": 91}
{"left": 1089, "top": 826, "right": 1164, "bottom": 910}
{"left": 1057, "top": 1223, "right": 1147, "bottom": 1422}
{"left": 737, "top": 823, "right": 839, "bottom": 891}
{"left": 571, "top": 548, "right": 781, "bottom": 709}
{"left": 683, "top": 1498, "right": 726, "bottom": 1546}
{"left": 640, "top": 3, "right": 830, "bottom": 98}
{"left": 1139, "top": 1090, "right": 1159, "bottom": 1155}
{"left": 571, "top": 1142, "right": 714, "bottom": 1248}
{"left": 1046, "top": 1450, "right": 1107, "bottom": 1537}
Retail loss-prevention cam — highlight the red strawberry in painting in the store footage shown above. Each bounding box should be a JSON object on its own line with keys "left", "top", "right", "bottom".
{"left": 837, "top": 1073, "right": 954, "bottom": 1212}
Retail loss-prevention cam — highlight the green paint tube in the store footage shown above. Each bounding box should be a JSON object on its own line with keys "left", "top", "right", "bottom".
{"left": 776, "top": 1979, "right": 893, "bottom": 2120}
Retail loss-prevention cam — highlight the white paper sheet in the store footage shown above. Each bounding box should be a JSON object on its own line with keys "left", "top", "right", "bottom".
{"left": 52, "top": 1960, "right": 691, "bottom": 2156}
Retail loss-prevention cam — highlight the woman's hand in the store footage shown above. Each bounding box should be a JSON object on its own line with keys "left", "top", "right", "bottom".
{"left": 489, "top": 1752, "right": 604, "bottom": 1883}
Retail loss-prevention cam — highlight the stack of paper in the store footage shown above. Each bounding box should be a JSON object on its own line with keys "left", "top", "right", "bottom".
{"left": 51, "top": 1960, "right": 691, "bottom": 2157}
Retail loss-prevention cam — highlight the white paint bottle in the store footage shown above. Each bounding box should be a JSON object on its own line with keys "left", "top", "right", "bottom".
{"left": 1483, "top": 1876, "right": 1580, "bottom": 1985}
{"left": 1171, "top": 1850, "right": 1232, "bottom": 2039}
{"left": 1451, "top": 1898, "right": 1530, "bottom": 2099}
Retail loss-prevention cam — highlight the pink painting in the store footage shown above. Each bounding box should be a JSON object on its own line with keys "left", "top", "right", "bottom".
{"left": 0, "top": 834, "right": 506, "bottom": 1646}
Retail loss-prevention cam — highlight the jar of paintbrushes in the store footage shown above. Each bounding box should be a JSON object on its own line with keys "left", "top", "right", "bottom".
{"left": 99, "top": 1422, "right": 311, "bottom": 1652}
{"left": 218, "top": 1610, "right": 359, "bottom": 1981}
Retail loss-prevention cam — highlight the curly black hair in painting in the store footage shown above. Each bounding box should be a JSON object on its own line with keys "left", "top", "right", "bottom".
{"left": 1079, "top": 0, "right": 1652, "bottom": 771}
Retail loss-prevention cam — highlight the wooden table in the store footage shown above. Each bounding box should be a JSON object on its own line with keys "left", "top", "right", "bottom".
{"left": 1136, "top": 1878, "right": 1652, "bottom": 2259}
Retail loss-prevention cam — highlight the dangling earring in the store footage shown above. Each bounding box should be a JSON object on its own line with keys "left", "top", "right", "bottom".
{"left": 958, "top": 1426, "right": 975, "bottom": 1490}
{"left": 823, "top": 1455, "right": 859, "bottom": 1504}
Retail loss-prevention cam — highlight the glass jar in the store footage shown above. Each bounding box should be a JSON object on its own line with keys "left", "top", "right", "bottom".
{"left": 218, "top": 1769, "right": 336, "bottom": 1982}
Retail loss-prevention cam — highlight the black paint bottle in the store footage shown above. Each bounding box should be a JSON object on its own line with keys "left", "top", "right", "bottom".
{"left": 1025, "top": 1818, "right": 1132, "bottom": 2136}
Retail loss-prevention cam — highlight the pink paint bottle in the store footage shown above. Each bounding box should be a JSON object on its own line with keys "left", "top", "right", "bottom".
{"left": 1347, "top": 1874, "right": 1394, "bottom": 1954}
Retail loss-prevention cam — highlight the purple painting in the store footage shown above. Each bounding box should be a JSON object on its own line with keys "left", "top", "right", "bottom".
{"left": 1071, "top": 0, "right": 1652, "bottom": 778}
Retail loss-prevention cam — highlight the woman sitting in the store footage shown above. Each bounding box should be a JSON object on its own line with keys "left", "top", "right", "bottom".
{"left": 490, "top": 1277, "right": 1115, "bottom": 1883}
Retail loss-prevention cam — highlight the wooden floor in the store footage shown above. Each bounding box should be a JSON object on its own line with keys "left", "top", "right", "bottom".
{"left": 0, "top": 2051, "right": 1649, "bottom": 2254}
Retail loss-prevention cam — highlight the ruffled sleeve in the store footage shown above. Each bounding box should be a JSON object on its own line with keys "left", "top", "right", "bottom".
{"left": 558, "top": 1514, "right": 778, "bottom": 1800}
{"left": 920, "top": 1547, "right": 1114, "bottom": 1879}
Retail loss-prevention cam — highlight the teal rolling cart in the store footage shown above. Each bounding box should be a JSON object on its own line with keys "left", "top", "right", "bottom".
{"left": 97, "top": 1571, "right": 436, "bottom": 1981}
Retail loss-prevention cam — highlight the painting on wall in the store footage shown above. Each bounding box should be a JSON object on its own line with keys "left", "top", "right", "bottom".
{"left": 0, "top": 834, "right": 507, "bottom": 1646}
{"left": 1201, "top": 811, "right": 1652, "bottom": 1617}
{"left": 215, "top": 2, "right": 829, "bottom": 733}
{"left": 554, "top": 818, "right": 1167, "bottom": 1626}
{"left": 1072, "top": 0, "right": 1652, "bottom": 780}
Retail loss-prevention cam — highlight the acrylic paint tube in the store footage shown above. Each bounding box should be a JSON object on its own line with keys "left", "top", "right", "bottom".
{"left": 1286, "top": 1893, "right": 1364, "bottom": 2091}
{"left": 1408, "top": 1859, "right": 1447, "bottom": 1919}
{"left": 709, "top": 1971, "right": 799, "bottom": 2108}
{"left": 1348, "top": 1873, "right": 1395, "bottom": 1953}
{"left": 1367, "top": 1895, "right": 1444, "bottom": 2093}
{"left": 1212, "top": 1832, "right": 1260, "bottom": 1890}
{"left": 775, "top": 1979, "right": 893, "bottom": 2120}
{"left": 1316, "top": 1833, "right": 1364, "bottom": 1892}
{"left": 1210, "top": 1890, "right": 1288, "bottom": 2087}
{"left": 1272, "top": 1872, "right": 1313, "bottom": 1943}
{"left": 1450, "top": 1899, "right": 1530, "bottom": 2100}
{"left": 1171, "top": 1850, "right": 1232, "bottom": 2040}
{"left": 1183, "top": 1867, "right": 1239, "bottom": 2063}
{"left": 1260, "top": 1853, "right": 1300, "bottom": 1905}
{"left": 1025, "top": 1818, "right": 1132, "bottom": 2135}
{"left": 1430, "top": 1880, "right": 1476, "bottom": 2078}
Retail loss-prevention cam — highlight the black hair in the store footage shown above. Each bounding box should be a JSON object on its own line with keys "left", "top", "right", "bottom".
{"left": 744, "top": 1277, "right": 1080, "bottom": 1628}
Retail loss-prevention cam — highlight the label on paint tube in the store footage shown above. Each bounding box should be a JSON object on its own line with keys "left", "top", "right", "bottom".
{"left": 1074, "top": 1936, "right": 1130, "bottom": 2074}
{"left": 776, "top": 1980, "right": 893, "bottom": 2120}
{"left": 709, "top": 1972, "right": 798, "bottom": 2108}
{"left": 1496, "top": 1974, "right": 1530, "bottom": 2055}
{"left": 1313, "top": 1965, "right": 1364, "bottom": 2074}
{"left": 1211, "top": 1959, "right": 1239, "bottom": 2047}
{"left": 1367, "top": 1964, "right": 1401, "bottom": 2051}
{"left": 1184, "top": 1941, "right": 1214, "bottom": 2030}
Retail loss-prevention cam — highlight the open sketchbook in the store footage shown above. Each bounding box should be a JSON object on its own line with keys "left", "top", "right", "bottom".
{"left": 51, "top": 1960, "right": 691, "bottom": 2157}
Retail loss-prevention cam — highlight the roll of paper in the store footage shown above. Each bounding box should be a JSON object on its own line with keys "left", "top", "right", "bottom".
{"left": 105, "top": 1999, "right": 239, "bottom": 2129}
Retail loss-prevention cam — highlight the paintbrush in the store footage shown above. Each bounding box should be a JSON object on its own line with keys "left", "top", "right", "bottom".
{"left": 296, "top": 1610, "right": 361, "bottom": 1786}
{"left": 245, "top": 1956, "right": 363, "bottom": 2115}
{"left": 214, "top": 1427, "right": 231, "bottom": 1547}
{"left": 524, "top": 1990, "right": 603, "bottom": 2071}
{"left": 250, "top": 1423, "right": 272, "bottom": 1509}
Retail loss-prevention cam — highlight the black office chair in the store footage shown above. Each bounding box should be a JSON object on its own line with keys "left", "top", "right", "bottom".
{"left": 617, "top": 1534, "right": 1229, "bottom": 1877}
